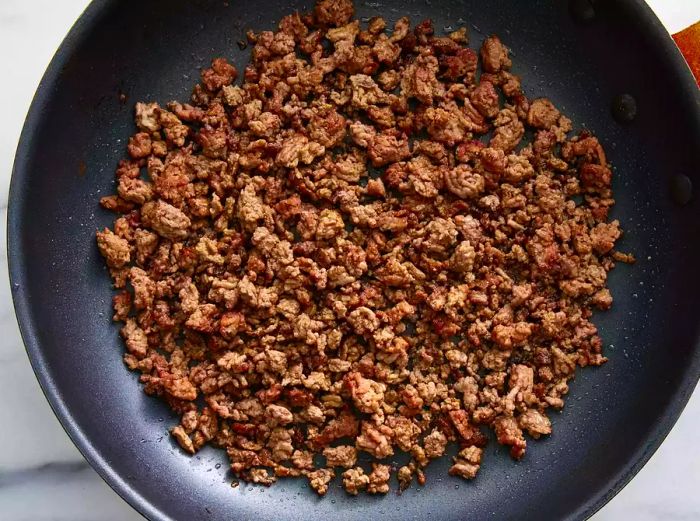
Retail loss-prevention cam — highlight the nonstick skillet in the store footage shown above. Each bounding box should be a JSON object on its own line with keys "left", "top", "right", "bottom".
{"left": 8, "top": 0, "right": 700, "bottom": 520}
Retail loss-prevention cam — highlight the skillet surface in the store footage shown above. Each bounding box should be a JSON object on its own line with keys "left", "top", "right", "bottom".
{"left": 9, "top": 0, "right": 700, "bottom": 519}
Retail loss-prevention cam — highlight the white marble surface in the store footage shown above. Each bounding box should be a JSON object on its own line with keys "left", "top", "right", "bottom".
{"left": 0, "top": 0, "right": 698, "bottom": 519}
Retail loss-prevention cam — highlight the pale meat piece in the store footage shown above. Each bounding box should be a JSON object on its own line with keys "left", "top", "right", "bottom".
{"left": 96, "top": 229, "right": 130, "bottom": 268}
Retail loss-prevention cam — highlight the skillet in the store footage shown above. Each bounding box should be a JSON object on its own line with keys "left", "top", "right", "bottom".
{"left": 8, "top": 0, "right": 700, "bottom": 519}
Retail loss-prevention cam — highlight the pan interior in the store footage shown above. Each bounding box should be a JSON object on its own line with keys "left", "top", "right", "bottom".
{"left": 9, "top": 0, "right": 700, "bottom": 520}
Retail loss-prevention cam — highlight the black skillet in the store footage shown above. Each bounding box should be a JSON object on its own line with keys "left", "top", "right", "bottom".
{"left": 8, "top": 0, "right": 700, "bottom": 519}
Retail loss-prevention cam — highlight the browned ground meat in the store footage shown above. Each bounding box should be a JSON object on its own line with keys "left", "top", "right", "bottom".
{"left": 97, "top": 0, "right": 633, "bottom": 496}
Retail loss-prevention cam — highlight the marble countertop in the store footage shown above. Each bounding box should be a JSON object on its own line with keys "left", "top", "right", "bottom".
{"left": 0, "top": 0, "right": 698, "bottom": 519}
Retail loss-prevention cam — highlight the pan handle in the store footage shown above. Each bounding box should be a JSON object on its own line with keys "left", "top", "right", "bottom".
{"left": 672, "top": 22, "right": 700, "bottom": 87}
{"left": 646, "top": 0, "right": 700, "bottom": 87}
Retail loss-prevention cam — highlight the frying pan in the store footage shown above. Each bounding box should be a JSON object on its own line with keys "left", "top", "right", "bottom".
{"left": 8, "top": 0, "right": 700, "bottom": 519}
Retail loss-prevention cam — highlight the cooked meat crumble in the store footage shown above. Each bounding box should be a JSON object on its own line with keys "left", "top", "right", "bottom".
{"left": 96, "top": 0, "right": 632, "bottom": 496}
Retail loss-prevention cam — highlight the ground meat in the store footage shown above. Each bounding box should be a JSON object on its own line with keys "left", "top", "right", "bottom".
{"left": 135, "top": 102, "right": 160, "bottom": 132}
{"left": 120, "top": 319, "right": 148, "bottom": 358}
{"left": 480, "top": 35, "right": 511, "bottom": 73}
{"left": 527, "top": 98, "right": 561, "bottom": 129}
{"left": 494, "top": 415, "right": 527, "bottom": 459}
{"left": 448, "top": 446, "right": 483, "bottom": 479}
{"left": 201, "top": 58, "right": 237, "bottom": 91}
{"left": 490, "top": 107, "right": 525, "bottom": 152}
{"left": 163, "top": 375, "right": 198, "bottom": 401}
{"left": 367, "top": 130, "right": 411, "bottom": 167}
{"left": 118, "top": 177, "right": 153, "bottom": 205}
{"left": 249, "top": 468, "right": 276, "bottom": 486}
{"left": 316, "top": 209, "right": 345, "bottom": 240}
{"left": 129, "top": 267, "right": 155, "bottom": 310}
{"left": 367, "top": 463, "right": 391, "bottom": 494}
{"left": 401, "top": 54, "right": 444, "bottom": 104}
{"left": 423, "top": 106, "right": 466, "bottom": 145}
{"left": 356, "top": 422, "right": 394, "bottom": 459}
{"left": 96, "top": 228, "right": 130, "bottom": 268}
{"left": 590, "top": 221, "right": 621, "bottom": 254}
{"left": 306, "top": 468, "right": 334, "bottom": 495}
{"left": 470, "top": 80, "right": 500, "bottom": 118}
{"left": 492, "top": 322, "right": 533, "bottom": 349}
{"left": 345, "top": 371, "right": 385, "bottom": 413}
{"left": 407, "top": 155, "right": 445, "bottom": 197}
{"left": 342, "top": 467, "right": 369, "bottom": 495}
{"left": 423, "top": 429, "right": 448, "bottom": 459}
{"left": 127, "top": 132, "right": 152, "bottom": 159}
{"left": 323, "top": 445, "right": 357, "bottom": 468}
{"left": 440, "top": 48, "right": 478, "bottom": 82}
{"left": 97, "top": 0, "right": 628, "bottom": 498}
{"left": 346, "top": 307, "right": 380, "bottom": 334}
{"left": 265, "top": 404, "right": 294, "bottom": 426}
{"left": 518, "top": 409, "right": 552, "bottom": 438}
{"left": 171, "top": 425, "right": 195, "bottom": 454}
{"left": 592, "top": 288, "right": 613, "bottom": 310}
{"left": 445, "top": 165, "right": 485, "bottom": 199}
{"left": 141, "top": 200, "right": 191, "bottom": 240}
{"left": 276, "top": 134, "right": 325, "bottom": 168}
{"left": 314, "top": 0, "right": 354, "bottom": 26}
{"left": 308, "top": 108, "right": 346, "bottom": 147}
{"left": 504, "top": 154, "right": 534, "bottom": 184}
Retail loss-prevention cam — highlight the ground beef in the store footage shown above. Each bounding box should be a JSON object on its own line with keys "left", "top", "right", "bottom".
{"left": 97, "top": 0, "right": 630, "bottom": 497}
{"left": 96, "top": 228, "right": 130, "bottom": 268}
{"left": 342, "top": 467, "right": 369, "bottom": 495}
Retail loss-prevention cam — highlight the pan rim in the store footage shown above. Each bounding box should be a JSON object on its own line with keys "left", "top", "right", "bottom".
{"left": 7, "top": 0, "right": 700, "bottom": 520}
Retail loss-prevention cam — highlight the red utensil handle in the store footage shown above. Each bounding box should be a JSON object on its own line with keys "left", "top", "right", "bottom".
{"left": 673, "top": 21, "right": 700, "bottom": 87}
